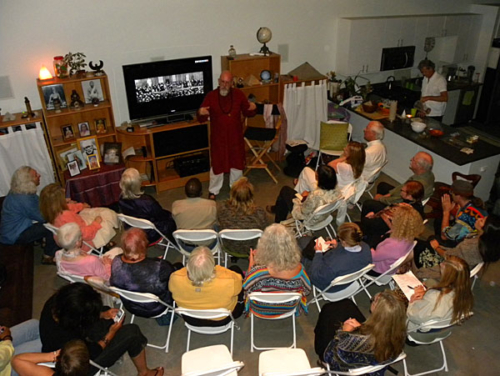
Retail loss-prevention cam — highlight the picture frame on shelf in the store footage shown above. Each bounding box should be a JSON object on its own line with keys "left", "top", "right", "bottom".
{"left": 41, "top": 84, "right": 67, "bottom": 110}
{"left": 78, "top": 121, "right": 91, "bottom": 137}
{"left": 67, "top": 150, "right": 87, "bottom": 171}
{"left": 81, "top": 79, "right": 104, "bottom": 104}
{"left": 87, "top": 153, "right": 100, "bottom": 170}
{"left": 67, "top": 160, "right": 81, "bottom": 177}
{"left": 95, "top": 118, "right": 107, "bottom": 134}
{"left": 58, "top": 145, "right": 78, "bottom": 170}
{"left": 78, "top": 136, "right": 100, "bottom": 161}
{"left": 103, "top": 142, "right": 122, "bottom": 165}
{"left": 61, "top": 124, "right": 76, "bottom": 141}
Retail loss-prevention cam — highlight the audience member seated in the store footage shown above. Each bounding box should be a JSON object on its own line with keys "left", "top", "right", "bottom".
{"left": 12, "top": 339, "right": 89, "bottom": 376}
{"left": 407, "top": 256, "right": 473, "bottom": 341}
{"left": 169, "top": 246, "right": 244, "bottom": 326}
{"left": 243, "top": 224, "right": 311, "bottom": 315}
{"left": 217, "top": 177, "right": 269, "bottom": 256}
{"left": 369, "top": 205, "right": 423, "bottom": 276}
{"left": 110, "top": 228, "right": 178, "bottom": 325}
{"left": 0, "top": 166, "right": 57, "bottom": 264}
{"left": 415, "top": 215, "right": 500, "bottom": 280}
{"left": 305, "top": 223, "right": 372, "bottom": 293}
{"left": 371, "top": 151, "right": 435, "bottom": 206}
{"left": 172, "top": 178, "right": 217, "bottom": 230}
{"left": 55, "top": 223, "right": 113, "bottom": 281}
{"left": 119, "top": 168, "right": 176, "bottom": 244}
{"left": 314, "top": 290, "right": 406, "bottom": 370}
{"left": 0, "top": 319, "right": 42, "bottom": 376}
{"left": 361, "top": 180, "right": 425, "bottom": 247}
{"left": 268, "top": 165, "right": 341, "bottom": 224}
{"left": 40, "top": 184, "right": 118, "bottom": 252}
{"left": 360, "top": 121, "right": 387, "bottom": 183}
{"left": 39, "top": 283, "right": 164, "bottom": 376}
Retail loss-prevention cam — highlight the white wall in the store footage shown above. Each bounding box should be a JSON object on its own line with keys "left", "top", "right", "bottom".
{"left": 1, "top": 0, "right": 499, "bottom": 126}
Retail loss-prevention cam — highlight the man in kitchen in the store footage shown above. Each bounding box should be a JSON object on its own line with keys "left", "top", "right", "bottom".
{"left": 418, "top": 59, "right": 448, "bottom": 122}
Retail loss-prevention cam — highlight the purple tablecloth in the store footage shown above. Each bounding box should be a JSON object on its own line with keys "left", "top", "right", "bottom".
{"left": 65, "top": 164, "right": 125, "bottom": 207}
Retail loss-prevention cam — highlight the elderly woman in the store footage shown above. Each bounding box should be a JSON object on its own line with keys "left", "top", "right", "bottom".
{"left": 217, "top": 177, "right": 269, "bottom": 256}
{"left": 110, "top": 228, "right": 177, "bottom": 323}
{"left": 40, "top": 184, "right": 118, "bottom": 252}
{"left": 243, "top": 224, "right": 311, "bottom": 314}
{"left": 54, "top": 223, "right": 112, "bottom": 281}
{"left": 169, "top": 247, "right": 244, "bottom": 326}
{"left": 119, "top": 168, "right": 176, "bottom": 244}
{"left": 0, "top": 166, "right": 57, "bottom": 263}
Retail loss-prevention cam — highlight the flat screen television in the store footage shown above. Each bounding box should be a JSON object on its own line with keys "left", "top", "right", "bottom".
{"left": 123, "top": 56, "right": 213, "bottom": 122}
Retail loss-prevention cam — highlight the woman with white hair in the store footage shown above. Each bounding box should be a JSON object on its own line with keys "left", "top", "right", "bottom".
{"left": 118, "top": 168, "right": 176, "bottom": 244}
{"left": 0, "top": 166, "right": 57, "bottom": 263}
{"left": 243, "top": 224, "right": 311, "bottom": 315}
{"left": 169, "top": 246, "right": 244, "bottom": 326}
{"left": 54, "top": 223, "right": 112, "bottom": 280}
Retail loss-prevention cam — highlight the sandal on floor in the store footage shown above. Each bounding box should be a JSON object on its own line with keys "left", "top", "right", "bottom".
{"left": 208, "top": 192, "right": 216, "bottom": 200}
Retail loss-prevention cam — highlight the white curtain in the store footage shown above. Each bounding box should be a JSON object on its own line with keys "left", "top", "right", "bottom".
{"left": 283, "top": 79, "right": 328, "bottom": 151}
{"left": 0, "top": 122, "right": 55, "bottom": 196}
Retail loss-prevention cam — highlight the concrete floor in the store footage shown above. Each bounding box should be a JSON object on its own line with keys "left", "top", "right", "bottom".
{"left": 32, "top": 166, "right": 500, "bottom": 375}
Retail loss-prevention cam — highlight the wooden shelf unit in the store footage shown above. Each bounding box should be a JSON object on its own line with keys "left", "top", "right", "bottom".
{"left": 116, "top": 120, "right": 210, "bottom": 193}
{"left": 36, "top": 72, "right": 117, "bottom": 184}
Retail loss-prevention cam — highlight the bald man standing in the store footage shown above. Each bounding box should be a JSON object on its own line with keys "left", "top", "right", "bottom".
{"left": 197, "top": 71, "right": 257, "bottom": 199}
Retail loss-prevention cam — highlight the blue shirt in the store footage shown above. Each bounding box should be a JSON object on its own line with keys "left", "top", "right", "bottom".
{"left": 0, "top": 193, "right": 45, "bottom": 244}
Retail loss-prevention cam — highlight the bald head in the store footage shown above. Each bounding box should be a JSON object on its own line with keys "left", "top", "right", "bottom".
{"left": 411, "top": 152, "right": 433, "bottom": 174}
{"left": 364, "top": 121, "right": 384, "bottom": 141}
{"left": 185, "top": 177, "right": 202, "bottom": 198}
{"left": 218, "top": 71, "right": 233, "bottom": 97}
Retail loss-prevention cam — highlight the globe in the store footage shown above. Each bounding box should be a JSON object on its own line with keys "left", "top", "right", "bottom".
{"left": 257, "top": 27, "right": 272, "bottom": 55}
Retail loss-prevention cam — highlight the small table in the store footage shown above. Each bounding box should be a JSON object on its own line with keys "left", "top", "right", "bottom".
{"left": 65, "top": 164, "right": 125, "bottom": 207}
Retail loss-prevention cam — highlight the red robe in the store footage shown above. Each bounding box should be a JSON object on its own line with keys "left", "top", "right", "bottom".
{"left": 198, "top": 88, "right": 256, "bottom": 174}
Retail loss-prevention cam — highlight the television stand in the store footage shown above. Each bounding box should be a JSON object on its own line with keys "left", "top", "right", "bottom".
{"left": 137, "top": 112, "right": 196, "bottom": 128}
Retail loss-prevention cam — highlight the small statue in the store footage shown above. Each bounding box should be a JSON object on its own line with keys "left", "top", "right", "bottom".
{"left": 89, "top": 60, "right": 104, "bottom": 76}
{"left": 22, "top": 97, "right": 35, "bottom": 118}
{"left": 53, "top": 98, "right": 62, "bottom": 113}
{"left": 92, "top": 97, "right": 100, "bottom": 106}
{"left": 69, "top": 90, "right": 84, "bottom": 110}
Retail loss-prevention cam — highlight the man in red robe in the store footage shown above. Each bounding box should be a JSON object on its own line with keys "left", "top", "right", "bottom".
{"left": 198, "top": 71, "right": 257, "bottom": 199}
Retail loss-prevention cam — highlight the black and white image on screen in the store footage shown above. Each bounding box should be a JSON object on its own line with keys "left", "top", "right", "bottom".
{"left": 134, "top": 72, "right": 204, "bottom": 103}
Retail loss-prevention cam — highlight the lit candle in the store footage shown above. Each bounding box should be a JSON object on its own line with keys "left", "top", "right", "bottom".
{"left": 39, "top": 66, "right": 53, "bottom": 80}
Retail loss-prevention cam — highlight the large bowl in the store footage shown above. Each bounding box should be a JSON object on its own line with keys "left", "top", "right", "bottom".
{"left": 362, "top": 101, "right": 377, "bottom": 113}
{"left": 411, "top": 121, "right": 426, "bottom": 133}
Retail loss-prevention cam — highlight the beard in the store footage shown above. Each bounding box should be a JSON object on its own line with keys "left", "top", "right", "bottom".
{"left": 219, "top": 87, "right": 230, "bottom": 97}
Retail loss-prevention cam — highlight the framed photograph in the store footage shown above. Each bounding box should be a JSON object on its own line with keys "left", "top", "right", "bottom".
{"left": 95, "top": 118, "right": 107, "bottom": 134}
{"left": 78, "top": 136, "right": 100, "bottom": 161}
{"left": 41, "top": 84, "right": 67, "bottom": 110}
{"left": 58, "top": 145, "right": 78, "bottom": 170}
{"left": 61, "top": 124, "right": 75, "bottom": 141}
{"left": 87, "top": 154, "right": 100, "bottom": 170}
{"left": 103, "top": 142, "right": 122, "bottom": 165}
{"left": 81, "top": 79, "right": 104, "bottom": 104}
{"left": 78, "top": 122, "right": 91, "bottom": 137}
{"left": 67, "top": 160, "right": 81, "bottom": 176}
{"left": 66, "top": 150, "right": 87, "bottom": 171}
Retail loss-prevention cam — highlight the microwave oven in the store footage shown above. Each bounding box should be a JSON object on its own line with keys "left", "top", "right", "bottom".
{"left": 380, "top": 46, "right": 415, "bottom": 71}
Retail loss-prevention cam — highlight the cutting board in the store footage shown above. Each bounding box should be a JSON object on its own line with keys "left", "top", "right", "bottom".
{"left": 355, "top": 106, "right": 389, "bottom": 120}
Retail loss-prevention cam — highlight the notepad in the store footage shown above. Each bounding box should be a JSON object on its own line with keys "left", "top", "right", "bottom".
{"left": 392, "top": 271, "right": 425, "bottom": 300}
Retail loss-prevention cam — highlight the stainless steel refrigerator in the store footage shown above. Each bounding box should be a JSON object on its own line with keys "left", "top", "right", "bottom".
{"left": 476, "top": 38, "right": 500, "bottom": 125}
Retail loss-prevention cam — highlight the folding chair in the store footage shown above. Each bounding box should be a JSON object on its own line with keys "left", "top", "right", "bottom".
{"left": 172, "top": 229, "right": 221, "bottom": 265}
{"left": 109, "top": 287, "right": 175, "bottom": 353}
{"left": 117, "top": 214, "right": 179, "bottom": 259}
{"left": 181, "top": 345, "right": 244, "bottom": 376}
{"left": 337, "top": 179, "right": 368, "bottom": 225}
{"left": 322, "top": 352, "right": 406, "bottom": 375}
{"left": 244, "top": 104, "right": 282, "bottom": 183}
{"left": 259, "top": 348, "right": 325, "bottom": 376}
{"left": 38, "top": 360, "right": 117, "bottom": 376}
{"left": 44, "top": 223, "right": 103, "bottom": 256}
{"left": 308, "top": 264, "right": 374, "bottom": 312}
{"left": 248, "top": 292, "right": 302, "bottom": 352}
{"left": 315, "top": 121, "right": 353, "bottom": 170}
{"left": 365, "top": 160, "right": 388, "bottom": 199}
{"left": 218, "top": 229, "right": 263, "bottom": 267}
{"left": 56, "top": 271, "right": 86, "bottom": 284}
{"left": 85, "top": 276, "right": 123, "bottom": 310}
{"left": 175, "top": 307, "right": 237, "bottom": 355}
{"left": 470, "top": 262, "right": 484, "bottom": 290}
{"left": 362, "top": 241, "right": 417, "bottom": 299}
{"left": 294, "top": 200, "right": 343, "bottom": 238}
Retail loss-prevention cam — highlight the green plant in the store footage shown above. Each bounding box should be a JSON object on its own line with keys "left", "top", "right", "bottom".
{"left": 63, "top": 52, "right": 87, "bottom": 75}
{"left": 326, "top": 71, "right": 341, "bottom": 83}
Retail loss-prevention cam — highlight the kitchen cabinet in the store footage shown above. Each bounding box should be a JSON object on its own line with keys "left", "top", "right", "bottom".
{"left": 427, "top": 16, "right": 447, "bottom": 38}
{"left": 382, "top": 17, "right": 416, "bottom": 48}
{"left": 454, "top": 15, "right": 482, "bottom": 63}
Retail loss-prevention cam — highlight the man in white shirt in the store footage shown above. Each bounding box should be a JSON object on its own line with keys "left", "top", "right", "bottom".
{"left": 361, "top": 121, "right": 387, "bottom": 183}
{"left": 419, "top": 59, "right": 448, "bottom": 122}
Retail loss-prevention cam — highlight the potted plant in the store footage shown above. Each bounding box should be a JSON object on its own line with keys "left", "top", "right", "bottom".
{"left": 326, "top": 71, "right": 342, "bottom": 97}
{"left": 63, "top": 52, "right": 87, "bottom": 76}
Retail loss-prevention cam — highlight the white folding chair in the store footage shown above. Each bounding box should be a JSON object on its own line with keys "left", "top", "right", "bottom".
{"left": 181, "top": 344, "right": 244, "bottom": 376}
{"left": 365, "top": 160, "right": 388, "bottom": 199}
{"left": 294, "top": 200, "right": 343, "bottom": 238}
{"left": 109, "top": 287, "right": 175, "bottom": 353}
{"left": 38, "top": 360, "right": 117, "bottom": 376}
{"left": 316, "top": 122, "right": 353, "bottom": 170}
{"left": 218, "top": 229, "right": 263, "bottom": 267}
{"left": 117, "top": 213, "right": 179, "bottom": 259}
{"left": 470, "top": 262, "right": 484, "bottom": 290}
{"left": 44, "top": 223, "right": 103, "bottom": 256}
{"left": 362, "top": 241, "right": 417, "bottom": 299}
{"left": 248, "top": 292, "right": 302, "bottom": 352}
{"left": 338, "top": 179, "right": 368, "bottom": 225}
{"left": 173, "top": 229, "right": 221, "bottom": 265}
{"left": 85, "top": 276, "right": 123, "bottom": 310}
{"left": 175, "top": 307, "right": 237, "bottom": 355}
{"left": 56, "top": 271, "right": 86, "bottom": 284}
{"left": 259, "top": 348, "right": 325, "bottom": 376}
{"left": 308, "top": 264, "right": 374, "bottom": 312}
{"left": 323, "top": 352, "right": 406, "bottom": 375}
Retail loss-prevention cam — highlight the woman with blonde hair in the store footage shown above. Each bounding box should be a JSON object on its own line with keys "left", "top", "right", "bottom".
{"left": 40, "top": 184, "right": 118, "bottom": 252}
{"left": 370, "top": 205, "right": 424, "bottom": 276}
{"left": 243, "top": 224, "right": 311, "bottom": 315}
{"left": 315, "top": 290, "right": 406, "bottom": 370}
{"left": 328, "top": 141, "right": 366, "bottom": 189}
